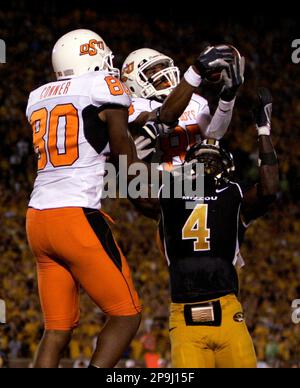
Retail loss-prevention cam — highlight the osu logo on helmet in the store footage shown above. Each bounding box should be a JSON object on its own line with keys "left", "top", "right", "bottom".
{"left": 121, "top": 62, "right": 134, "bottom": 82}
{"left": 80, "top": 39, "right": 105, "bottom": 56}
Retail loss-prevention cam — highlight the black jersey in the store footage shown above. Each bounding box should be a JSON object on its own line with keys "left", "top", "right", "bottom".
{"left": 159, "top": 175, "right": 245, "bottom": 303}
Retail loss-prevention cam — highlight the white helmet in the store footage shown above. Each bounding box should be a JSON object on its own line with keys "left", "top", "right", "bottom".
{"left": 121, "top": 48, "right": 180, "bottom": 101}
{"left": 52, "top": 29, "right": 119, "bottom": 80}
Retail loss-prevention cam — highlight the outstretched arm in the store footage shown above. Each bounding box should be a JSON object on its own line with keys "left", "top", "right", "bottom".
{"left": 159, "top": 45, "right": 234, "bottom": 124}
{"left": 241, "top": 88, "right": 279, "bottom": 224}
{"left": 202, "top": 55, "right": 245, "bottom": 140}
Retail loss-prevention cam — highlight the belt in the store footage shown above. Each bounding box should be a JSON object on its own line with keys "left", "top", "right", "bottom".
{"left": 184, "top": 300, "right": 222, "bottom": 326}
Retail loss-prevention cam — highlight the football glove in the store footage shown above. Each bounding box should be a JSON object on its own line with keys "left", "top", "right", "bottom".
{"left": 254, "top": 87, "right": 272, "bottom": 134}
{"left": 220, "top": 55, "right": 245, "bottom": 101}
{"left": 134, "top": 123, "right": 158, "bottom": 160}
{"left": 135, "top": 135, "right": 156, "bottom": 160}
{"left": 194, "top": 45, "right": 234, "bottom": 79}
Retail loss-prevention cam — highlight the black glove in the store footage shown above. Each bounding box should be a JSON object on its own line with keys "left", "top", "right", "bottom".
{"left": 254, "top": 87, "right": 272, "bottom": 128}
{"left": 220, "top": 55, "right": 245, "bottom": 101}
{"left": 194, "top": 45, "right": 234, "bottom": 78}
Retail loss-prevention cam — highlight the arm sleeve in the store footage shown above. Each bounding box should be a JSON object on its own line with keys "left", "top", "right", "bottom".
{"left": 201, "top": 98, "right": 235, "bottom": 140}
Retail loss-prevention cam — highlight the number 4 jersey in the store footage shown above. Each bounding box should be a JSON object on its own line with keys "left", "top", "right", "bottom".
{"left": 159, "top": 175, "right": 245, "bottom": 303}
{"left": 26, "top": 72, "right": 131, "bottom": 210}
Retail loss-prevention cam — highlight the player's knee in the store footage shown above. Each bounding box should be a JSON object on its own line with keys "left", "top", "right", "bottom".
{"left": 43, "top": 329, "right": 73, "bottom": 348}
{"left": 109, "top": 312, "right": 142, "bottom": 331}
{"left": 131, "top": 311, "right": 142, "bottom": 329}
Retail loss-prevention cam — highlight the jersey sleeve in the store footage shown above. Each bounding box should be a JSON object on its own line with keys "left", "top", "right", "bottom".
{"left": 203, "top": 99, "right": 235, "bottom": 140}
{"left": 128, "top": 98, "right": 162, "bottom": 123}
{"left": 192, "top": 94, "right": 211, "bottom": 124}
{"left": 90, "top": 74, "right": 131, "bottom": 109}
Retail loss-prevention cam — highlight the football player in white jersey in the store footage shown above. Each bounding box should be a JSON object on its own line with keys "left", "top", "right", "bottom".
{"left": 122, "top": 46, "right": 245, "bottom": 168}
{"left": 26, "top": 29, "right": 143, "bottom": 368}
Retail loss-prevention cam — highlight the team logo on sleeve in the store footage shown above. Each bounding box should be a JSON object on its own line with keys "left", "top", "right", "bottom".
{"left": 80, "top": 39, "right": 105, "bottom": 56}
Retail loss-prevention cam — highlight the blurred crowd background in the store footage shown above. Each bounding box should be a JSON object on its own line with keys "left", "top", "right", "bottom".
{"left": 1, "top": 0, "right": 300, "bottom": 368}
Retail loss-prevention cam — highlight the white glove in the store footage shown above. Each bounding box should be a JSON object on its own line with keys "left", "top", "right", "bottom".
{"left": 134, "top": 136, "right": 156, "bottom": 160}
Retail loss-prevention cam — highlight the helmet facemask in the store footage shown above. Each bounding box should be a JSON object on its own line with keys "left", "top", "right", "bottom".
{"left": 196, "top": 151, "right": 225, "bottom": 177}
{"left": 101, "top": 51, "right": 120, "bottom": 78}
{"left": 185, "top": 140, "right": 235, "bottom": 183}
{"left": 137, "top": 57, "right": 180, "bottom": 101}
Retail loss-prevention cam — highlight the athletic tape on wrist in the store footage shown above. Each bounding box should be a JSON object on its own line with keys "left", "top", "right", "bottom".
{"left": 184, "top": 66, "right": 202, "bottom": 87}
{"left": 257, "top": 125, "right": 271, "bottom": 136}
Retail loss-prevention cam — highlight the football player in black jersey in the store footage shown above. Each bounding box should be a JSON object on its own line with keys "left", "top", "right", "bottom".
{"left": 132, "top": 88, "right": 278, "bottom": 367}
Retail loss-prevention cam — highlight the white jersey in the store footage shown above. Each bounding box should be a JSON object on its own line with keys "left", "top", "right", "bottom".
{"left": 26, "top": 71, "right": 131, "bottom": 210}
{"left": 129, "top": 94, "right": 210, "bottom": 167}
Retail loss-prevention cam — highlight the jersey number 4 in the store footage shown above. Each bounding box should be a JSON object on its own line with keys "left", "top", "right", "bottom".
{"left": 182, "top": 204, "right": 210, "bottom": 251}
{"left": 30, "top": 104, "right": 79, "bottom": 170}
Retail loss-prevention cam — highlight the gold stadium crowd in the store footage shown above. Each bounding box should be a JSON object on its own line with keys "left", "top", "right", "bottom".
{"left": 1, "top": 5, "right": 300, "bottom": 367}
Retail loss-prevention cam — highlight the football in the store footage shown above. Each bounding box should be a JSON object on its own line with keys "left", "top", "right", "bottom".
{"left": 205, "top": 44, "right": 242, "bottom": 83}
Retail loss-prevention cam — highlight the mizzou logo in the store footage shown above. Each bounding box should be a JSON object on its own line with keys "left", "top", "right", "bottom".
{"left": 80, "top": 39, "right": 105, "bottom": 56}
{"left": 233, "top": 312, "right": 244, "bottom": 322}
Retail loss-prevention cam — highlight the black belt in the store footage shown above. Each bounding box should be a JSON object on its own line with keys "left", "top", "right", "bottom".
{"left": 184, "top": 300, "right": 222, "bottom": 326}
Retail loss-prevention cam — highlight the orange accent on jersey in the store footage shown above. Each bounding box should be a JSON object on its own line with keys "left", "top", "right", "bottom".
{"left": 30, "top": 108, "right": 48, "bottom": 170}
{"left": 180, "top": 110, "right": 196, "bottom": 121}
{"left": 30, "top": 104, "right": 80, "bottom": 170}
{"left": 105, "top": 76, "right": 130, "bottom": 96}
{"left": 105, "top": 76, "right": 124, "bottom": 96}
{"left": 160, "top": 124, "right": 202, "bottom": 165}
{"left": 128, "top": 104, "right": 135, "bottom": 116}
{"left": 48, "top": 104, "right": 79, "bottom": 167}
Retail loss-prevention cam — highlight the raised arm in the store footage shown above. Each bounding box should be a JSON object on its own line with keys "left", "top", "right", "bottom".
{"left": 241, "top": 88, "right": 279, "bottom": 224}
{"left": 202, "top": 55, "right": 245, "bottom": 140}
{"left": 159, "top": 45, "right": 234, "bottom": 124}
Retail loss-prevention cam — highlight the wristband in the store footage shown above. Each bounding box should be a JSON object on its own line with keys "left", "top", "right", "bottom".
{"left": 184, "top": 66, "right": 202, "bottom": 87}
{"left": 219, "top": 98, "right": 235, "bottom": 112}
{"left": 257, "top": 125, "right": 271, "bottom": 136}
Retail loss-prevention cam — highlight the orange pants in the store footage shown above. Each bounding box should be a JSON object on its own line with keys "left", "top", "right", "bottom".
{"left": 26, "top": 207, "right": 141, "bottom": 330}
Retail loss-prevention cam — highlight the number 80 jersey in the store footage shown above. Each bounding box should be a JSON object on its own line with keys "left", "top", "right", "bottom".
{"left": 26, "top": 72, "right": 131, "bottom": 210}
